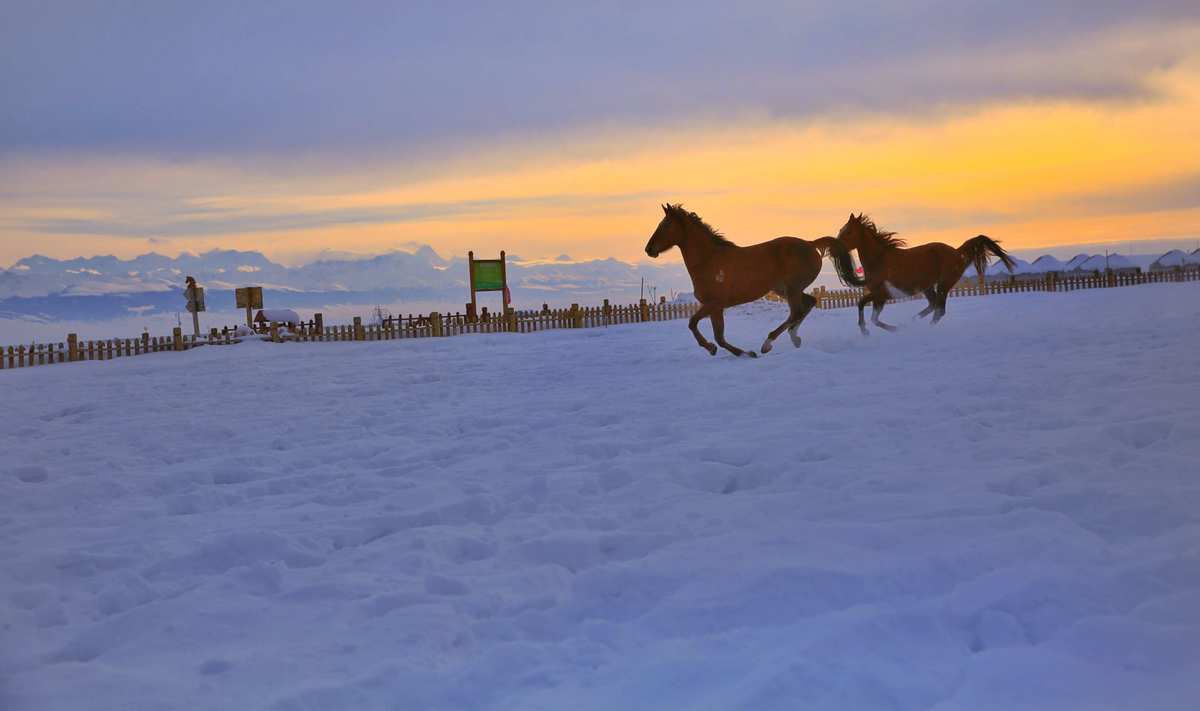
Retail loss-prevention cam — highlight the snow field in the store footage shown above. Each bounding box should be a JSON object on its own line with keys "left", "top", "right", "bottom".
{"left": 2, "top": 283, "right": 1199, "bottom": 710}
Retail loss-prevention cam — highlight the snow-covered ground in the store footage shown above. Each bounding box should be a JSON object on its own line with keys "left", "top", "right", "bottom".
{"left": 2, "top": 283, "right": 1199, "bottom": 711}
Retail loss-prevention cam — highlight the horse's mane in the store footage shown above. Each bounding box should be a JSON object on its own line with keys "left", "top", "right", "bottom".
{"left": 665, "top": 203, "right": 736, "bottom": 248}
{"left": 852, "top": 213, "right": 906, "bottom": 250}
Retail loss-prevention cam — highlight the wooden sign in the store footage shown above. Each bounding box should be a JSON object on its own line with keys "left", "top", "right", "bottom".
{"left": 468, "top": 250, "right": 509, "bottom": 320}
{"left": 472, "top": 260, "right": 504, "bottom": 291}
{"left": 235, "top": 286, "right": 263, "bottom": 309}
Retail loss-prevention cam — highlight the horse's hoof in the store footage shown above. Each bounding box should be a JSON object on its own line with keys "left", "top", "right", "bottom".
{"left": 743, "top": 351, "right": 758, "bottom": 359}
{"left": 859, "top": 328, "right": 869, "bottom": 337}
{"left": 706, "top": 344, "right": 718, "bottom": 356}
{"left": 760, "top": 340, "right": 773, "bottom": 353}
{"left": 790, "top": 337, "right": 802, "bottom": 349}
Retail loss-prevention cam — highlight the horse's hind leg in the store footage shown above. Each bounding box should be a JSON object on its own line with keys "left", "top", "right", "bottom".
{"left": 786, "top": 293, "right": 817, "bottom": 348}
{"left": 712, "top": 308, "right": 756, "bottom": 358}
{"left": 761, "top": 310, "right": 791, "bottom": 354}
{"left": 761, "top": 290, "right": 812, "bottom": 353}
{"left": 914, "top": 288, "right": 938, "bottom": 320}
{"left": 689, "top": 304, "right": 718, "bottom": 355}
{"left": 871, "top": 294, "right": 898, "bottom": 332}
{"left": 857, "top": 293, "right": 872, "bottom": 336}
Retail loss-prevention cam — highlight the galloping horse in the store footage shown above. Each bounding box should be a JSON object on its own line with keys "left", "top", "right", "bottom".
{"left": 836, "top": 213, "right": 1015, "bottom": 334}
{"left": 644, "top": 204, "right": 865, "bottom": 357}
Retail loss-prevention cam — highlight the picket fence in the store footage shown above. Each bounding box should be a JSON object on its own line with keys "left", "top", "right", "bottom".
{"left": 0, "top": 299, "right": 694, "bottom": 370}
{"left": 805, "top": 267, "right": 1199, "bottom": 309}
{"left": 2, "top": 268, "right": 1198, "bottom": 371}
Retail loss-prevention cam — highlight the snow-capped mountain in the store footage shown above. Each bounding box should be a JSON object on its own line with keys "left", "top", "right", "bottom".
{"left": 0, "top": 245, "right": 696, "bottom": 319}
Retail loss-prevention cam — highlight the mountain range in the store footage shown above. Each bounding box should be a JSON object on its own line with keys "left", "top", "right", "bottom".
{"left": 0, "top": 246, "right": 699, "bottom": 320}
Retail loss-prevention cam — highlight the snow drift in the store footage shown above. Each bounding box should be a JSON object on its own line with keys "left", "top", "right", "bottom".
{"left": 2, "top": 283, "right": 1199, "bottom": 710}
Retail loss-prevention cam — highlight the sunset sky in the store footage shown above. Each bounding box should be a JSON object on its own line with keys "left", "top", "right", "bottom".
{"left": 3, "top": 2, "right": 1199, "bottom": 266}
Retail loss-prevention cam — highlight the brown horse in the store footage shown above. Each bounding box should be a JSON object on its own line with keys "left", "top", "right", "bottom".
{"left": 836, "top": 213, "right": 1015, "bottom": 334}
{"left": 645, "top": 204, "right": 865, "bottom": 357}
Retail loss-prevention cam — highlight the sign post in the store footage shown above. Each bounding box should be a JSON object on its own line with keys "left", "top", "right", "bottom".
{"left": 184, "top": 276, "right": 206, "bottom": 337}
{"left": 235, "top": 286, "right": 264, "bottom": 327}
{"left": 468, "top": 250, "right": 510, "bottom": 322}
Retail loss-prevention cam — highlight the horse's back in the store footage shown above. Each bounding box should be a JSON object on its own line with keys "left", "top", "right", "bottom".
{"left": 707, "top": 237, "right": 820, "bottom": 304}
{"left": 873, "top": 242, "right": 966, "bottom": 291}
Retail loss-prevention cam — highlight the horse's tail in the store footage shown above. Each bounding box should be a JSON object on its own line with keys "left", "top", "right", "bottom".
{"left": 812, "top": 236, "right": 866, "bottom": 287}
{"left": 958, "top": 235, "right": 1015, "bottom": 277}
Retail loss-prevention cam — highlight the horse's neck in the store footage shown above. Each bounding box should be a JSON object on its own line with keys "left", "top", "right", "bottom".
{"left": 677, "top": 229, "right": 721, "bottom": 276}
{"left": 858, "top": 235, "right": 888, "bottom": 269}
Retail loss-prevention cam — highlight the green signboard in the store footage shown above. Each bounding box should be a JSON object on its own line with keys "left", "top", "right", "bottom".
{"left": 472, "top": 260, "right": 505, "bottom": 291}
{"left": 467, "top": 251, "right": 509, "bottom": 320}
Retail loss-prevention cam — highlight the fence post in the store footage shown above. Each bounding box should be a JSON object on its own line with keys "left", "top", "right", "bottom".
{"left": 430, "top": 311, "right": 443, "bottom": 337}
{"left": 270, "top": 322, "right": 280, "bottom": 343}
{"left": 314, "top": 313, "right": 324, "bottom": 340}
{"left": 67, "top": 333, "right": 78, "bottom": 362}
{"left": 639, "top": 298, "right": 650, "bottom": 322}
{"left": 173, "top": 327, "right": 183, "bottom": 351}
{"left": 353, "top": 316, "right": 365, "bottom": 341}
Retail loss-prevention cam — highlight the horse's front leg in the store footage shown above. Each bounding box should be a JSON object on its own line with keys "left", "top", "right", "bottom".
{"left": 688, "top": 304, "right": 718, "bottom": 355}
{"left": 931, "top": 283, "right": 951, "bottom": 324}
{"left": 857, "top": 293, "right": 872, "bottom": 336}
{"left": 711, "top": 308, "right": 756, "bottom": 358}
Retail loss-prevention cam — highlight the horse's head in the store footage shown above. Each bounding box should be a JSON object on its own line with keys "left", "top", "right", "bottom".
{"left": 836, "top": 212, "right": 865, "bottom": 250}
{"left": 645, "top": 204, "right": 685, "bottom": 258}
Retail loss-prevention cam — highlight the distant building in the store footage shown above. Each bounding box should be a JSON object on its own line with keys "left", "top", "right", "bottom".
{"left": 1071, "top": 254, "right": 1139, "bottom": 274}
{"left": 1063, "top": 254, "right": 1092, "bottom": 271}
{"left": 1028, "top": 255, "right": 1067, "bottom": 274}
{"left": 254, "top": 309, "right": 300, "bottom": 328}
{"left": 1149, "top": 249, "right": 1191, "bottom": 271}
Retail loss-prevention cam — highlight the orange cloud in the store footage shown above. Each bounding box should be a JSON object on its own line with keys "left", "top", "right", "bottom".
{"left": 4, "top": 51, "right": 1200, "bottom": 266}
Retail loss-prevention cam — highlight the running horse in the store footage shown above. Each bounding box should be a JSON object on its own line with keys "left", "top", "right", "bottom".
{"left": 644, "top": 204, "right": 865, "bottom": 357}
{"left": 836, "top": 213, "right": 1015, "bottom": 334}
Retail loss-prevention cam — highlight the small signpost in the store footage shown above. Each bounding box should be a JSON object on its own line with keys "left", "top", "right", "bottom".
{"left": 183, "top": 276, "right": 205, "bottom": 337}
{"left": 235, "top": 286, "right": 264, "bottom": 327}
{"left": 467, "top": 250, "right": 509, "bottom": 321}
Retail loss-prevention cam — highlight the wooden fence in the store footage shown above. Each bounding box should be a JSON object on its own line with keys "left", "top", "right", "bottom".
{"left": 0, "top": 299, "right": 694, "bottom": 370}
{"left": 285, "top": 299, "right": 693, "bottom": 342}
{"left": 0, "top": 327, "right": 239, "bottom": 370}
{"left": 3, "top": 268, "right": 1198, "bottom": 371}
{"left": 801, "top": 267, "right": 1199, "bottom": 310}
